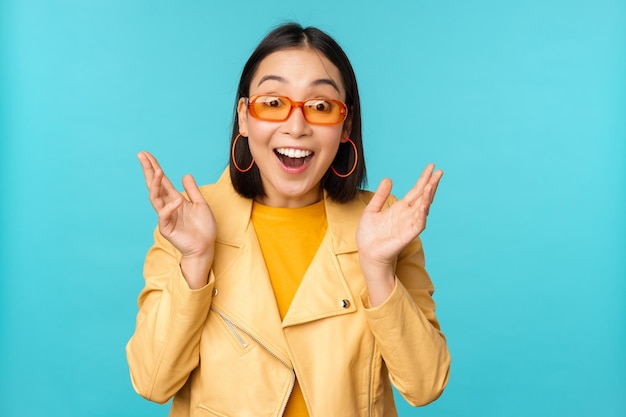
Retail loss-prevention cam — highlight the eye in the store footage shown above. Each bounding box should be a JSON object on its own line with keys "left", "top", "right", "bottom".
{"left": 306, "top": 99, "right": 334, "bottom": 113}
{"left": 258, "top": 96, "right": 286, "bottom": 108}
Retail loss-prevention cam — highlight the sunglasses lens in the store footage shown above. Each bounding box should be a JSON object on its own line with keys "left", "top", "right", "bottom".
{"left": 303, "top": 99, "right": 346, "bottom": 124}
{"left": 251, "top": 96, "right": 291, "bottom": 121}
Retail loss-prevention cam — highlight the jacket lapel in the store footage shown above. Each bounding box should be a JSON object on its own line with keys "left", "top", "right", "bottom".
{"left": 282, "top": 194, "right": 366, "bottom": 328}
{"left": 204, "top": 170, "right": 290, "bottom": 365}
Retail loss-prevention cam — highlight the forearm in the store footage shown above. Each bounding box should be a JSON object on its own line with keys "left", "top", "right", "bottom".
{"left": 362, "top": 282, "right": 450, "bottom": 406}
{"left": 126, "top": 268, "right": 214, "bottom": 403}
{"left": 362, "top": 235, "right": 450, "bottom": 405}
{"left": 126, "top": 229, "right": 214, "bottom": 402}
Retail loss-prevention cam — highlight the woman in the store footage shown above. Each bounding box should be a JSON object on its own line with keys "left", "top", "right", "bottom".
{"left": 127, "top": 23, "right": 450, "bottom": 417}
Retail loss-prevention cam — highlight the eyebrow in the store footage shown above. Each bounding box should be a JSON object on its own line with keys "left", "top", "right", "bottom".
{"left": 256, "top": 75, "right": 341, "bottom": 93}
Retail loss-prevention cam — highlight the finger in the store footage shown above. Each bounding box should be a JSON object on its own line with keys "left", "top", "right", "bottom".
{"left": 158, "top": 197, "right": 183, "bottom": 233}
{"left": 141, "top": 151, "right": 178, "bottom": 192}
{"left": 418, "top": 170, "right": 443, "bottom": 217}
{"left": 152, "top": 168, "right": 187, "bottom": 209}
{"left": 148, "top": 168, "right": 166, "bottom": 211}
{"left": 366, "top": 178, "right": 393, "bottom": 213}
{"left": 138, "top": 151, "right": 176, "bottom": 199}
{"left": 142, "top": 151, "right": 163, "bottom": 172}
{"left": 428, "top": 169, "right": 444, "bottom": 204}
{"left": 158, "top": 171, "right": 179, "bottom": 199}
{"left": 138, "top": 151, "right": 157, "bottom": 189}
{"left": 181, "top": 174, "right": 205, "bottom": 204}
{"left": 403, "top": 163, "right": 436, "bottom": 205}
{"left": 421, "top": 185, "right": 435, "bottom": 216}
{"left": 407, "top": 192, "right": 432, "bottom": 235}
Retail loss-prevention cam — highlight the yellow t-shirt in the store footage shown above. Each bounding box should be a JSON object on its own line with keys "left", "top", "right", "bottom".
{"left": 251, "top": 200, "right": 327, "bottom": 417}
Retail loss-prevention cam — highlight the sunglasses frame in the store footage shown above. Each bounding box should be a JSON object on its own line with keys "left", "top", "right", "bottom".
{"left": 246, "top": 95, "right": 348, "bottom": 126}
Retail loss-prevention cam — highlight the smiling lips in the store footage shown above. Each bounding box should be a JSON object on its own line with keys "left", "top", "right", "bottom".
{"left": 274, "top": 147, "right": 313, "bottom": 169}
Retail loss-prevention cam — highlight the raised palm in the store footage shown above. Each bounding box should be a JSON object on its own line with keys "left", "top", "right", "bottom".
{"left": 356, "top": 164, "right": 443, "bottom": 268}
{"left": 138, "top": 151, "right": 217, "bottom": 259}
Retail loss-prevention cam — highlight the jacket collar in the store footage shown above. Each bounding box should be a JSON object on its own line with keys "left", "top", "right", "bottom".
{"left": 208, "top": 169, "right": 363, "bottom": 254}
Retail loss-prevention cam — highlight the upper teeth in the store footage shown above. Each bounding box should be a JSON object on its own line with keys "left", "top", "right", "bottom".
{"left": 276, "top": 148, "right": 312, "bottom": 158}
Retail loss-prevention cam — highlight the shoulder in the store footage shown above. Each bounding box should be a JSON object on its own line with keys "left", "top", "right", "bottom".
{"left": 196, "top": 169, "right": 241, "bottom": 206}
{"left": 198, "top": 182, "right": 219, "bottom": 201}
{"left": 327, "top": 189, "right": 399, "bottom": 216}
{"left": 354, "top": 189, "right": 399, "bottom": 210}
{"left": 194, "top": 170, "right": 253, "bottom": 245}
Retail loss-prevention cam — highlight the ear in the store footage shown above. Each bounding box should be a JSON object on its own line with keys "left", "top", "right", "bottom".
{"left": 341, "top": 114, "right": 352, "bottom": 140}
{"left": 237, "top": 97, "right": 249, "bottom": 135}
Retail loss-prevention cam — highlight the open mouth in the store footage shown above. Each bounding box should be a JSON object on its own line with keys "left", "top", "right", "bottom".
{"left": 274, "top": 147, "right": 314, "bottom": 169}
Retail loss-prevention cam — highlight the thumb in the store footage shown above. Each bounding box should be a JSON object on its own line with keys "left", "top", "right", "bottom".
{"left": 181, "top": 174, "right": 204, "bottom": 203}
{"left": 366, "top": 178, "right": 393, "bottom": 213}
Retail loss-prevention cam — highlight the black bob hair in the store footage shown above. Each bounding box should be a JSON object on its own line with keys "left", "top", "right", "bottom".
{"left": 229, "top": 23, "right": 366, "bottom": 203}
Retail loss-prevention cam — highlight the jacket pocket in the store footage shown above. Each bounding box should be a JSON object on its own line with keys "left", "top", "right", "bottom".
{"left": 197, "top": 404, "right": 229, "bottom": 417}
{"left": 209, "top": 307, "right": 256, "bottom": 354}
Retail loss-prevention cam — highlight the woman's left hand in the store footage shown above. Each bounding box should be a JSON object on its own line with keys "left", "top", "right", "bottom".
{"left": 356, "top": 163, "right": 443, "bottom": 284}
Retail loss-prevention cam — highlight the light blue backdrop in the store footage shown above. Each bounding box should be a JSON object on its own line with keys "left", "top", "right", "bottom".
{"left": 1, "top": 1, "right": 624, "bottom": 416}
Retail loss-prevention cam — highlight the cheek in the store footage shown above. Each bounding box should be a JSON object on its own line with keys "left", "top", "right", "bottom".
{"left": 248, "top": 121, "right": 276, "bottom": 144}
{"left": 245, "top": 122, "right": 278, "bottom": 159}
{"left": 322, "top": 127, "right": 345, "bottom": 147}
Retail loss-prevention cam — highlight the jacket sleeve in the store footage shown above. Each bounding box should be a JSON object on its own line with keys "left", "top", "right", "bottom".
{"left": 360, "top": 233, "right": 451, "bottom": 406}
{"left": 126, "top": 227, "right": 215, "bottom": 404}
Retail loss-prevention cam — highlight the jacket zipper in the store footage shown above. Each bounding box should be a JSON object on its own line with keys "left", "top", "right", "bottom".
{"left": 212, "top": 308, "right": 248, "bottom": 348}
{"left": 210, "top": 307, "right": 296, "bottom": 415}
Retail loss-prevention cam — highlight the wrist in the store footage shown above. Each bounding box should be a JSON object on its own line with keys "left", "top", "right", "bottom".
{"left": 359, "top": 253, "right": 393, "bottom": 277}
{"left": 359, "top": 255, "right": 395, "bottom": 307}
{"left": 180, "top": 251, "right": 213, "bottom": 290}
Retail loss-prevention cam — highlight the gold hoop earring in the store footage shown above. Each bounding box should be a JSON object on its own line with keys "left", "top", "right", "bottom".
{"left": 331, "top": 138, "right": 358, "bottom": 178}
{"left": 231, "top": 133, "right": 255, "bottom": 173}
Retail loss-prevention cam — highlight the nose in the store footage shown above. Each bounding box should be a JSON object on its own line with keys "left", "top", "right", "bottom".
{"left": 281, "top": 104, "right": 313, "bottom": 138}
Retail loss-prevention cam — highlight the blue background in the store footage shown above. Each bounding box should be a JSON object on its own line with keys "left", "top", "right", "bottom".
{"left": 1, "top": 1, "right": 624, "bottom": 416}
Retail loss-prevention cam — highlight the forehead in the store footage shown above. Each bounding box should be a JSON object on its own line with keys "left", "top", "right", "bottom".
{"left": 250, "top": 48, "right": 345, "bottom": 97}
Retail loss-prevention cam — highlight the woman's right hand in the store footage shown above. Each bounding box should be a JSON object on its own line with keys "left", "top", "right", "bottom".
{"left": 138, "top": 151, "right": 216, "bottom": 289}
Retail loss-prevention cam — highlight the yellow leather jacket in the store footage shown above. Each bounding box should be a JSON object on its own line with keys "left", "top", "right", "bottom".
{"left": 126, "top": 170, "right": 450, "bottom": 417}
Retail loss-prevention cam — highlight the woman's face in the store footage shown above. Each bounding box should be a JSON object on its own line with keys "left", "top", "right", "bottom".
{"left": 238, "top": 47, "right": 351, "bottom": 208}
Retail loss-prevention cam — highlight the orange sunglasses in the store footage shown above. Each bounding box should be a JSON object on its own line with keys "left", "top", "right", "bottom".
{"left": 247, "top": 95, "right": 348, "bottom": 126}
